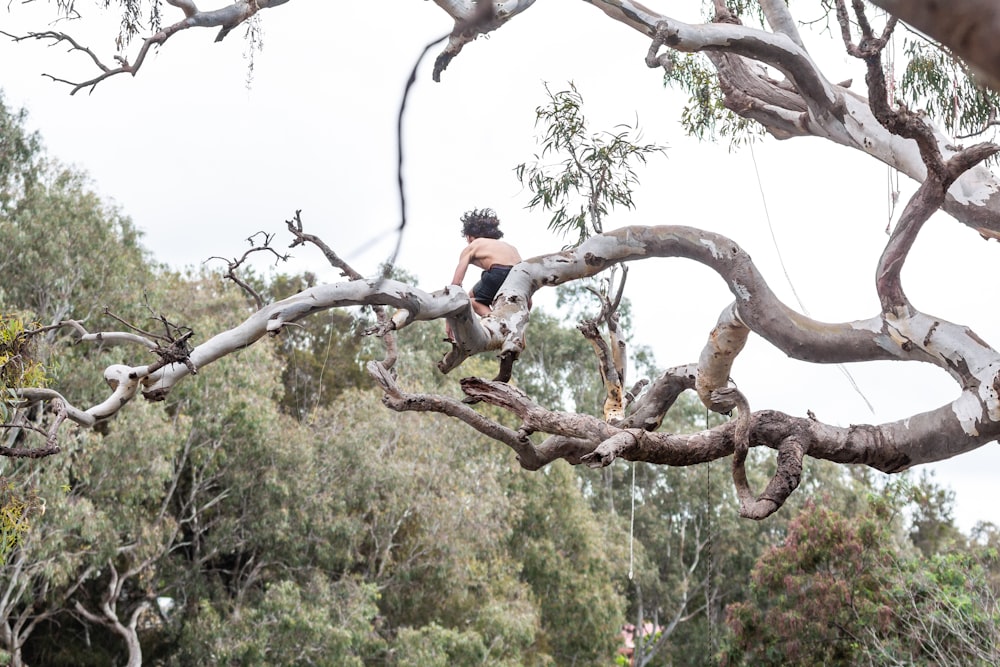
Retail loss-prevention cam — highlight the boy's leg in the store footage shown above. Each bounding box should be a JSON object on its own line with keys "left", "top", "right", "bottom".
{"left": 469, "top": 287, "right": 492, "bottom": 317}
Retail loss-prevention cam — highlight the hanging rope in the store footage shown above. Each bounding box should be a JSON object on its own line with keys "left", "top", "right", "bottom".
{"left": 748, "top": 143, "right": 875, "bottom": 414}
{"left": 704, "top": 407, "right": 715, "bottom": 652}
{"left": 628, "top": 460, "right": 636, "bottom": 580}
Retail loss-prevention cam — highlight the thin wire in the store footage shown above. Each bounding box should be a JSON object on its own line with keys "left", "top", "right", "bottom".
{"left": 705, "top": 408, "right": 714, "bottom": 651}
{"left": 749, "top": 142, "right": 875, "bottom": 414}
{"left": 750, "top": 141, "right": 808, "bottom": 311}
{"left": 628, "top": 460, "right": 636, "bottom": 580}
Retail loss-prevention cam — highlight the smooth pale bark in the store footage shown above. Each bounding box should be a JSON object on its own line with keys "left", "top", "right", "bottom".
{"left": 73, "top": 561, "right": 150, "bottom": 667}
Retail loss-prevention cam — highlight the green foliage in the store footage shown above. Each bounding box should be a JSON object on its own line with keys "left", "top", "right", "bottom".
{"left": 0, "top": 92, "right": 41, "bottom": 215}
{"left": 299, "top": 395, "right": 545, "bottom": 662}
{"left": 263, "top": 272, "right": 371, "bottom": 419}
{"left": 722, "top": 487, "right": 1000, "bottom": 666}
{"left": 515, "top": 82, "right": 666, "bottom": 245}
{"left": 516, "top": 308, "right": 602, "bottom": 412}
{"left": 510, "top": 463, "right": 628, "bottom": 665}
{"left": 0, "top": 165, "right": 151, "bottom": 328}
{"left": 663, "top": 53, "right": 761, "bottom": 147}
{"left": 0, "top": 91, "right": 152, "bottom": 334}
{"left": 393, "top": 624, "right": 496, "bottom": 667}
{"left": 907, "top": 470, "right": 966, "bottom": 557}
{"left": 872, "top": 550, "right": 1000, "bottom": 665}
{"left": 0, "top": 478, "right": 40, "bottom": 564}
{"left": 0, "top": 312, "right": 47, "bottom": 421}
{"left": 0, "top": 92, "right": 153, "bottom": 439}
{"left": 900, "top": 39, "right": 1000, "bottom": 139}
{"left": 174, "top": 576, "right": 382, "bottom": 666}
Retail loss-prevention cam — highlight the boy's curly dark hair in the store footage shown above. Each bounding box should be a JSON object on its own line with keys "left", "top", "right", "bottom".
{"left": 460, "top": 208, "right": 504, "bottom": 239}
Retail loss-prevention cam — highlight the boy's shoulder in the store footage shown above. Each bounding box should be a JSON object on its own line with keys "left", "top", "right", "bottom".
{"left": 470, "top": 237, "right": 502, "bottom": 250}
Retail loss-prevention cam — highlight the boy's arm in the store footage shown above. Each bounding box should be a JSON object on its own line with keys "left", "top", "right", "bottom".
{"left": 450, "top": 242, "right": 478, "bottom": 286}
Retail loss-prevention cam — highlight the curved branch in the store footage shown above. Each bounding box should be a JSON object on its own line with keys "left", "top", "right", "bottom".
{"left": 367, "top": 360, "right": 540, "bottom": 468}
{"left": 463, "top": 369, "right": 1000, "bottom": 475}
{"left": 713, "top": 386, "right": 802, "bottom": 520}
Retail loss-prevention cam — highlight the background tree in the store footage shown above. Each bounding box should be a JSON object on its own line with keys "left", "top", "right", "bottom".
{"left": 723, "top": 487, "right": 1000, "bottom": 666}
{"left": 260, "top": 272, "right": 370, "bottom": 420}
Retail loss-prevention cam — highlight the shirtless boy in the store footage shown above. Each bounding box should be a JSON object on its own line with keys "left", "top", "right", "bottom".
{"left": 450, "top": 208, "right": 522, "bottom": 317}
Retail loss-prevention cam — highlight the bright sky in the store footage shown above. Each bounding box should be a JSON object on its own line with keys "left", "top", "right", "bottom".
{"left": 2, "top": 1, "right": 998, "bottom": 531}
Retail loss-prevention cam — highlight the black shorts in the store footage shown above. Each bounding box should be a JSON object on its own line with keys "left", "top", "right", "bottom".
{"left": 472, "top": 265, "right": 512, "bottom": 305}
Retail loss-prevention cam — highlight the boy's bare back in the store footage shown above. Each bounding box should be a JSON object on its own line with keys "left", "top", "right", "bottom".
{"left": 464, "top": 237, "right": 522, "bottom": 271}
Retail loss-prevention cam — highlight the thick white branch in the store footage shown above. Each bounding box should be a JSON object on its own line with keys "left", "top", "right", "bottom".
{"left": 142, "top": 278, "right": 477, "bottom": 397}
{"left": 32, "top": 226, "right": 996, "bottom": 470}
{"left": 758, "top": 0, "right": 804, "bottom": 49}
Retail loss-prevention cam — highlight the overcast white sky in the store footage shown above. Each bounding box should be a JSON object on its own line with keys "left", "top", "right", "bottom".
{"left": 2, "top": 1, "right": 998, "bottom": 531}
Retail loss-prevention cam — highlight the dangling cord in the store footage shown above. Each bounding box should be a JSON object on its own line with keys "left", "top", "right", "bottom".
{"left": 628, "top": 460, "right": 636, "bottom": 580}
{"left": 705, "top": 407, "right": 715, "bottom": 652}
{"left": 750, "top": 142, "right": 875, "bottom": 414}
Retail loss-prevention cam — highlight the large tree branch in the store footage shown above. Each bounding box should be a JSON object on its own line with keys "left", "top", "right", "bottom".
{"left": 635, "top": 2, "right": 1000, "bottom": 238}
{"left": 453, "top": 373, "right": 999, "bottom": 519}
{"left": 429, "top": 0, "right": 538, "bottom": 81}
{"left": 31, "top": 224, "right": 998, "bottom": 447}
{"left": 9, "top": 215, "right": 999, "bottom": 515}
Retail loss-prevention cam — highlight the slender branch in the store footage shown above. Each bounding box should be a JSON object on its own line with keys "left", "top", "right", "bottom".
{"left": 3, "top": 0, "right": 293, "bottom": 93}
{"left": 207, "top": 231, "right": 289, "bottom": 310}
{"left": 367, "top": 360, "right": 539, "bottom": 468}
